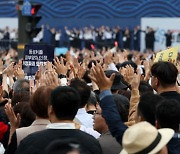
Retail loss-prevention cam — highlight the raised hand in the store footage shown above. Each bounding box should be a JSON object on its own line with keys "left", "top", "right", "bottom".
{"left": 72, "top": 57, "right": 80, "bottom": 73}
{"left": 0, "top": 58, "right": 3, "bottom": 73}
{"left": 53, "top": 57, "right": 67, "bottom": 75}
{"left": 143, "top": 60, "right": 151, "bottom": 82}
{"left": 0, "top": 86, "right": 8, "bottom": 103}
{"left": 69, "top": 59, "right": 84, "bottom": 79}
{"left": 45, "top": 61, "right": 54, "bottom": 71}
{"left": 89, "top": 64, "right": 115, "bottom": 91}
{"left": 131, "top": 68, "right": 141, "bottom": 90}
{"left": 83, "top": 55, "right": 90, "bottom": 68}
{"left": 5, "top": 101, "right": 21, "bottom": 129}
{"left": 143, "top": 60, "right": 149, "bottom": 72}
{"left": 150, "top": 54, "right": 155, "bottom": 68}
{"left": 104, "top": 51, "right": 112, "bottom": 65}
{"left": 14, "top": 61, "right": 25, "bottom": 80}
{"left": 29, "top": 79, "right": 37, "bottom": 95}
{"left": 134, "top": 54, "right": 141, "bottom": 66}
{"left": 66, "top": 51, "right": 73, "bottom": 64}
{"left": 76, "top": 63, "right": 86, "bottom": 79}
{"left": 44, "top": 71, "right": 60, "bottom": 87}
{"left": 119, "top": 67, "right": 126, "bottom": 77}
{"left": 35, "top": 64, "right": 42, "bottom": 80}
{"left": 113, "top": 52, "right": 120, "bottom": 64}
{"left": 123, "top": 65, "right": 134, "bottom": 85}
{"left": 118, "top": 53, "right": 126, "bottom": 63}
{"left": 7, "top": 62, "right": 15, "bottom": 77}
{"left": 2, "top": 62, "right": 14, "bottom": 76}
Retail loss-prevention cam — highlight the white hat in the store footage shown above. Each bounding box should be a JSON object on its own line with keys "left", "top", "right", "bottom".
{"left": 120, "top": 121, "right": 174, "bottom": 154}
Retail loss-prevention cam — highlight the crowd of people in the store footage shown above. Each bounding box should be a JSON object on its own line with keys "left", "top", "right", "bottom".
{"left": 62, "top": 26, "right": 141, "bottom": 51}
{"left": 35, "top": 25, "right": 174, "bottom": 53}
{"left": 1, "top": 25, "right": 174, "bottom": 53}
{"left": 0, "top": 27, "right": 18, "bottom": 51}
{"left": 0, "top": 43, "right": 179, "bottom": 154}
{"left": 33, "top": 25, "right": 141, "bottom": 51}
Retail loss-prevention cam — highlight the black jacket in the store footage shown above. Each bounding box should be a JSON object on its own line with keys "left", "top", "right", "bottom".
{"left": 160, "top": 91, "right": 180, "bottom": 103}
{"left": 168, "top": 136, "right": 180, "bottom": 154}
{"left": 15, "top": 129, "right": 102, "bottom": 154}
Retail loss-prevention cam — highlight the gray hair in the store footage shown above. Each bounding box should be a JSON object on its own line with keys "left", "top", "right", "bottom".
{"left": 13, "top": 79, "right": 30, "bottom": 93}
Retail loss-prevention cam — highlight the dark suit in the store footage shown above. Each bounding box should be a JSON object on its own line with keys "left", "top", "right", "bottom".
{"left": 98, "top": 131, "right": 122, "bottom": 154}
{"left": 165, "top": 33, "right": 172, "bottom": 47}
{"left": 168, "top": 136, "right": 180, "bottom": 154}
{"left": 15, "top": 129, "right": 102, "bottom": 154}
{"left": 160, "top": 91, "right": 180, "bottom": 103}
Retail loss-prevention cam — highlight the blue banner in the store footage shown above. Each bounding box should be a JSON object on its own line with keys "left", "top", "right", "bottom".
{"left": 23, "top": 44, "right": 54, "bottom": 80}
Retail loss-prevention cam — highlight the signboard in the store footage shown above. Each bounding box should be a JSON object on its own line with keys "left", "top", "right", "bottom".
{"left": 22, "top": 0, "right": 32, "bottom": 16}
{"left": 154, "top": 47, "right": 178, "bottom": 63}
{"left": 55, "top": 47, "right": 68, "bottom": 56}
{"left": 23, "top": 44, "right": 54, "bottom": 79}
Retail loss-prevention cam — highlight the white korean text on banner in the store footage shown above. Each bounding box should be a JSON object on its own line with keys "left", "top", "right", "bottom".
{"left": 23, "top": 44, "right": 54, "bottom": 80}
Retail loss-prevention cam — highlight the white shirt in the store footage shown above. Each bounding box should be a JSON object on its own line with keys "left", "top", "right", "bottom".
{"left": 104, "top": 31, "right": 112, "bottom": 39}
{"left": 80, "top": 125, "right": 100, "bottom": 139}
{"left": 55, "top": 33, "right": 61, "bottom": 41}
{"left": 84, "top": 32, "right": 93, "bottom": 40}
{"left": 79, "top": 31, "right": 84, "bottom": 39}
{"left": 46, "top": 122, "right": 100, "bottom": 139}
{"left": 65, "top": 30, "right": 74, "bottom": 40}
{"left": 10, "top": 32, "right": 16, "bottom": 40}
{"left": 46, "top": 123, "right": 75, "bottom": 129}
{"left": 75, "top": 108, "right": 94, "bottom": 128}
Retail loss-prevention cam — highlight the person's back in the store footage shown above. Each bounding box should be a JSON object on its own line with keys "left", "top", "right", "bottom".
{"left": 16, "top": 119, "right": 50, "bottom": 146}
{"left": 15, "top": 86, "right": 102, "bottom": 154}
{"left": 156, "top": 99, "right": 180, "bottom": 154}
{"left": 151, "top": 61, "right": 180, "bottom": 103}
{"left": 98, "top": 131, "right": 121, "bottom": 154}
{"left": 43, "top": 138, "right": 88, "bottom": 154}
{"left": 159, "top": 91, "right": 180, "bottom": 103}
{"left": 15, "top": 128, "right": 102, "bottom": 154}
{"left": 168, "top": 138, "right": 180, "bottom": 154}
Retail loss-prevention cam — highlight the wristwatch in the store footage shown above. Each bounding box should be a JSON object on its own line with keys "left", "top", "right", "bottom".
{"left": 58, "top": 74, "right": 66, "bottom": 79}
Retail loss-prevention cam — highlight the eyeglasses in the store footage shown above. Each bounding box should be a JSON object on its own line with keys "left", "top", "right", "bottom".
{"left": 87, "top": 110, "right": 96, "bottom": 115}
{"left": 94, "top": 111, "right": 102, "bottom": 115}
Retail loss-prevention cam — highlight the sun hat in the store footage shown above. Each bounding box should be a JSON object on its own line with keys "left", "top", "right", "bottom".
{"left": 104, "top": 70, "right": 127, "bottom": 90}
{"left": 120, "top": 121, "right": 174, "bottom": 154}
